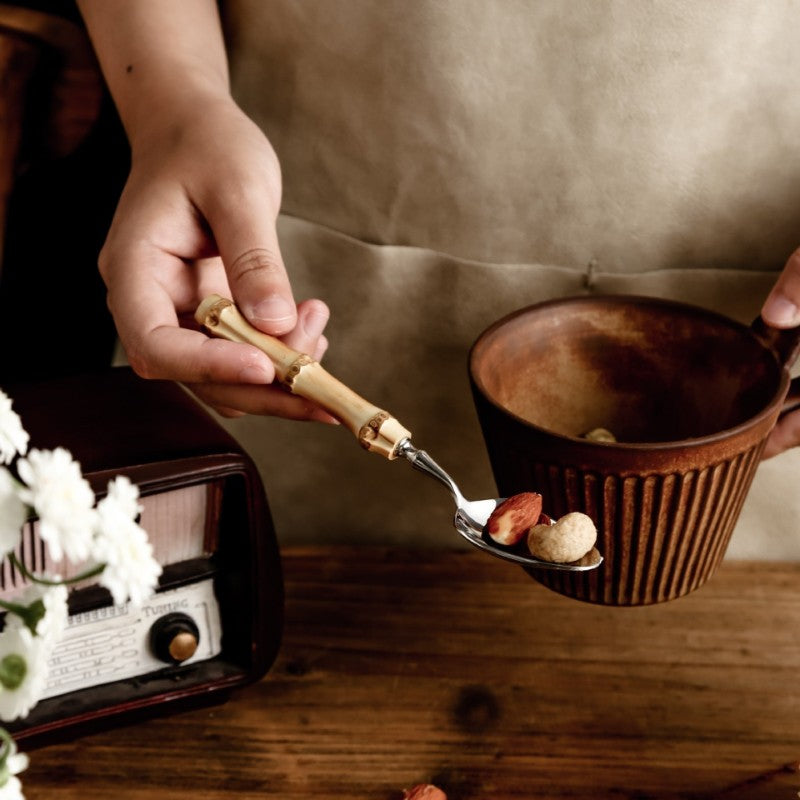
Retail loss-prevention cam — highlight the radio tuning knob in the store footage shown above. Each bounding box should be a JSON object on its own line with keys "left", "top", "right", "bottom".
{"left": 149, "top": 612, "right": 201, "bottom": 664}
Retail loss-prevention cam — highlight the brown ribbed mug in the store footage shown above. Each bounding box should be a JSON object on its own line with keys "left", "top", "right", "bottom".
{"left": 469, "top": 295, "right": 800, "bottom": 606}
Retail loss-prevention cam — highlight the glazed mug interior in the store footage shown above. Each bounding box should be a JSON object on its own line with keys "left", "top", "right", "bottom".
{"left": 469, "top": 295, "right": 800, "bottom": 606}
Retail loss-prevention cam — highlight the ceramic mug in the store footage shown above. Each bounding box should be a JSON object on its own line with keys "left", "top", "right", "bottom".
{"left": 469, "top": 295, "right": 800, "bottom": 606}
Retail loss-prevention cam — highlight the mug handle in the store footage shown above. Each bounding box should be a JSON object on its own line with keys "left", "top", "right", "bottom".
{"left": 750, "top": 316, "right": 800, "bottom": 417}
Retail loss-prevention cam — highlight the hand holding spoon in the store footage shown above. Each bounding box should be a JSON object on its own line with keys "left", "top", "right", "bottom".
{"left": 195, "top": 295, "right": 602, "bottom": 571}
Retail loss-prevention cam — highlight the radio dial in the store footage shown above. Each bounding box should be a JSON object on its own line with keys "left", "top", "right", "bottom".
{"left": 149, "top": 612, "right": 201, "bottom": 664}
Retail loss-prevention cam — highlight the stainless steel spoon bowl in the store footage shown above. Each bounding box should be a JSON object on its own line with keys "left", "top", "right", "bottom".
{"left": 195, "top": 295, "right": 603, "bottom": 572}
{"left": 397, "top": 440, "right": 602, "bottom": 570}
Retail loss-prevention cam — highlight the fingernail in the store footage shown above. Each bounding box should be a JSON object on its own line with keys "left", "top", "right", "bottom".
{"left": 762, "top": 295, "right": 800, "bottom": 327}
{"left": 238, "top": 364, "right": 271, "bottom": 384}
{"left": 250, "top": 294, "right": 295, "bottom": 325}
{"left": 311, "top": 409, "right": 340, "bottom": 425}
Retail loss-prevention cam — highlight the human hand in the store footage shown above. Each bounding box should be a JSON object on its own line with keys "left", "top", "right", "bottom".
{"left": 760, "top": 248, "right": 800, "bottom": 457}
{"left": 98, "top": 95, "right": 333, "bottom": 421}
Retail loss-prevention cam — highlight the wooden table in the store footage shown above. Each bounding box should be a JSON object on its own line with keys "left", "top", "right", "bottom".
{"left": 21, "top": 547, "right": 800, "bottom": 799}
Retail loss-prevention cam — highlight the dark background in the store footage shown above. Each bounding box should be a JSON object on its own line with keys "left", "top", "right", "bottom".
{"left": 1, "top": 0, "right": 129, "bottom": 380}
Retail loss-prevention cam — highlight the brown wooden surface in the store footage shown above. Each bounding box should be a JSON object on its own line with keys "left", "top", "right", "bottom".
{"left": 20, "top": 547, "right": 800, "bottom": 799}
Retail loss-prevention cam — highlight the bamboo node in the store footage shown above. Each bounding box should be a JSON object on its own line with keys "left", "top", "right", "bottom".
{"left": 285, "top": 354, "right": 314, "bottom": 388}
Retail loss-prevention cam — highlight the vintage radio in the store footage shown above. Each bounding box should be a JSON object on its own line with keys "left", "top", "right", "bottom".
{"left": 1, "top": 367, "right": 283, "bottom": 745}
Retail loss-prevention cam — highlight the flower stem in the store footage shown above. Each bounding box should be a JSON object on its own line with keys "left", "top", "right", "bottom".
{"left": 8, "top": 554, "right": 105, "bottom": 586}
{"left": 0, "top": 727, "right": 12, "bottom": 785}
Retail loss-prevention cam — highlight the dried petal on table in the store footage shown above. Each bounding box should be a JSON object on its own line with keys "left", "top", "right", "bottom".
{"left": 403, "top": 785, "right": 447, "bottom": 800}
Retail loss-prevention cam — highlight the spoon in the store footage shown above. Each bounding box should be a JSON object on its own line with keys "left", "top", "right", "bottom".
{"left": 195, "top": 295, "right": 603, "bottom": 572}
{"left": 395, "top": 439, "right": 602, "bottom": 570}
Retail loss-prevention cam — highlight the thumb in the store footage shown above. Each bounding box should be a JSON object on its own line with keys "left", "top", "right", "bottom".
{"left": 762, "top": 248, "right": 800, "bottom": 329}
{"left": 207, "top": 199, "right": 297, "bottom": 336}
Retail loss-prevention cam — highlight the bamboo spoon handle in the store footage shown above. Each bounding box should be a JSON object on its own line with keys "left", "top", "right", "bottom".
{"left": 195, "top": 295, "right": 412, "bottom": 459}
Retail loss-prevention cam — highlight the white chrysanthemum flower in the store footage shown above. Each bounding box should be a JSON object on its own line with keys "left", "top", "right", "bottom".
{"left": 103, "top": 476, "right": 142, "bottom": 520}
{"left": 93, "top": 523, "right": 162, "bottom": 607}
{"left": 3, "top": 743, "right": 27, "bottom": 779}
{"left": 0, "top": 393, "right": 28, "bottom": 466}
{"left": 31, "top": 585, "right": 67, "bottom": 646}
{"left": 16, "top": 449, "right": 96, "bottom": 563}
{"left": 93, "top": 487, "right": 161, "bottom": 607}
{"left": 0, "top": 736, "right": 28, "bottom": 800}
{"left": 0, "top": 627, "right": 48, "bottom": 721}
{"left": 6, "top": 584, "right": 68, "bottom": 647}
{"left": 0, "top": 471, "right": 25, "bottom": 556}
{"left": 0, "top": 774, "right": 25, "bottom": 800}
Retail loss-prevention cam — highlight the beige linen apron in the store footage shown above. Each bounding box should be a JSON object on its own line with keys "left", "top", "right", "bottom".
{"left": 219, "top": 0, "right": 800, "bottom": 558}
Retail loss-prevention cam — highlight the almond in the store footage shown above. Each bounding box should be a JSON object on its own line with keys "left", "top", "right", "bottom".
{"left": 485, "top": 492, "right": 543, "bottom": 546}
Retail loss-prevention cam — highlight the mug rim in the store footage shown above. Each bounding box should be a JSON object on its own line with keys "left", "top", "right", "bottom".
{"left": 468, "top": 293, "right": 790, "bottom": 452}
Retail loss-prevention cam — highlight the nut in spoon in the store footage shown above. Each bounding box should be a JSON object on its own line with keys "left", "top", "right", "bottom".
{"left": 195, "top": 295, "right": 602, "bottom": 572}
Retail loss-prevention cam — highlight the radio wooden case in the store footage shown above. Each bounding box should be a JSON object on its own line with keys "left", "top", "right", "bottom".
{"left": 2, "top": 367, "right": 283, "bottom": 745}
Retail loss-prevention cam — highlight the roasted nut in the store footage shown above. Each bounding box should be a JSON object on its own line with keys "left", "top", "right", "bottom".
{"left": 403, "top": 784, "right": 447, "bottom": 800}
{"left": 528, "top": 511, "right": 597, "bottom": 563}
{"left": 485, "top": 492, "right": 543, "bottom": 546}
{"left": 584, "top": 427, "right": 616, "bottom": 442}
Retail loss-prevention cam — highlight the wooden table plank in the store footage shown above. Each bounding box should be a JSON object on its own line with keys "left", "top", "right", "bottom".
{"left": 21, "top": 548, "right": 800, "bottom": 799}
